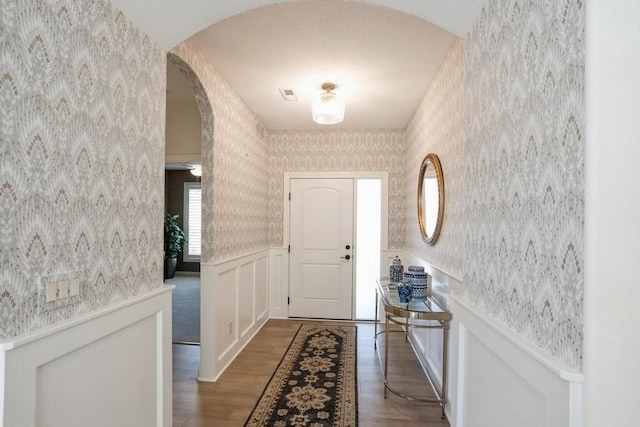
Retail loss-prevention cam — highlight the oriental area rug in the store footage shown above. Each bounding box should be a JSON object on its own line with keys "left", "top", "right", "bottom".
{"left": 244, "top": 324, "right": 358, "bottom": 427}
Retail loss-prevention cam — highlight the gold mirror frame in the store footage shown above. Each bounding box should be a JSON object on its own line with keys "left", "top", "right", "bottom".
{"left": 417, "top": 153, "right": 445, "bottom": 245}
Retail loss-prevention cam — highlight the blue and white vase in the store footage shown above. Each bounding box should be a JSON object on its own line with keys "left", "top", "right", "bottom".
{"left": 389, "top": 256, "right": 404, "bottom": 283}
{"left": 397, "top": 281, "right": 412, "bottom": 303}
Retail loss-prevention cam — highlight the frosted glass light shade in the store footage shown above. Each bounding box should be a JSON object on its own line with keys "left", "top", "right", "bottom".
{"left": 312, "top": 91, "right": 345, "bottom": 124}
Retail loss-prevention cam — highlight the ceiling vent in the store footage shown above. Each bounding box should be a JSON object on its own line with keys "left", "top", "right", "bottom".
{"left": 279, "top": 88, "right": 298, "bottom": 102}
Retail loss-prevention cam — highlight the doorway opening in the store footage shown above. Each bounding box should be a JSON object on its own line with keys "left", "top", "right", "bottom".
{"left": 165, "top": 52, "right": 216, "bottom": 383}
{"left": 165, "top": 57, "right": 203, "bottom": 345}
{"left": 285, "top": 173, "right": 387, "bottom": 321}
{"left": 165, "top": 170, "right": 201, "bottom": 344}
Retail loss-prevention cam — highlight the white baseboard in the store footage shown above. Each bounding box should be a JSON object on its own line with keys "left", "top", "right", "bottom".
{"left": 0, "top": 287, "right": 173, "bottom": 427}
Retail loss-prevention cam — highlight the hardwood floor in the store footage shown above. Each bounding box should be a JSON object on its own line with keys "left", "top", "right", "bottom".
{"left": 173, "top": 319, "right": 449, "bottom": 426}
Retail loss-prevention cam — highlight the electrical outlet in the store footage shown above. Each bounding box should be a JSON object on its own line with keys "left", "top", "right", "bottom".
{"left": 69, "top": 277, "right": 80, "bottom": 296}
{"left": 46, "top": 280, "right": 57, "bottom": 302}
{"left": 58, "top": 280, "right": 69, "bottom": 299}
{"left": 228, "top": 321, "right": 233, "bottom": 335}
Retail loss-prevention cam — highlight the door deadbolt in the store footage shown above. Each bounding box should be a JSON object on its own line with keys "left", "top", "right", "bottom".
{"left": 341, "top": 254, "right": 351, "bottom": 260}
{"left": 345, "top": 245, "right": 351, "bottom": 250}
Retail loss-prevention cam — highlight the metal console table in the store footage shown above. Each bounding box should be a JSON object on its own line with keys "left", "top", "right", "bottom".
{"left": 374, "top": 278, "right": 452, "bottom": 419}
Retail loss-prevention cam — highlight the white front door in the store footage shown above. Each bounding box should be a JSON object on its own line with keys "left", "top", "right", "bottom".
{"left": 289, "top": 178, "right": 354, "bottom": 319}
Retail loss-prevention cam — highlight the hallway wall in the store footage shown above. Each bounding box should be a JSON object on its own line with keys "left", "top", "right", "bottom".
{"left": 165, "top": 98, "right": 202, "bottom": 163}
{"left": 268, "top": 129, "right": 405, "bottom": 249}
{"left": 0, "top": 0, "right": 166, "bottom": 339}
{"left": 462, "top": 0, "right": 584, "bottom": 369}
{"left": 405, "top": 0, "right": 585, "bottom": 369}
{"left": 404, "top": 40, "right": 466, "bottom": 278}
{"left": 583, "top": 1, "right": 640, "bottom": 425}
{"left": 171, "top": 42, "right": 270, "bottom": 263}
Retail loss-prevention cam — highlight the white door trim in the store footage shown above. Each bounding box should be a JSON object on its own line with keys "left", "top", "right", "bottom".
{"left": 283, "top": 172, "right": 389, "bottom": 250}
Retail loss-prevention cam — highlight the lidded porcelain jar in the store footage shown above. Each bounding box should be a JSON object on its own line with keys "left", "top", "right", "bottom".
{"left": 389, "top": 256, "right": 404, "bottom": 283}
{"left": 404, "top": 266, "right": 428, "bottom": 301}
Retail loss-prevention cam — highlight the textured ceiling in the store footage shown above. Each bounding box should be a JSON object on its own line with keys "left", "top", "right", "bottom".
{"left": 113, "top": 0, "right": 487, "bottom": 130}
{"left": 187, "top": 1, "right": 456, "bottom": 129}
{"left": 109, "top": 0, "right": 486, "bottom": 50}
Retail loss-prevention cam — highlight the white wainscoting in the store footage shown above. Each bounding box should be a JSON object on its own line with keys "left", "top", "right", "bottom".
{"left": 269, "top": 247, "right": 289, "bottom": 319}
{"left": 199, "top": 249, "right": 270, "bottom": 382}
{"left": 453, "top": 297, "right": 583, "bottom": 427}
{"left": 379, "top": 250, "right": 583, "bottom": 427}
{"left": 0, "top": 287, "right": 172, "bottom": 427}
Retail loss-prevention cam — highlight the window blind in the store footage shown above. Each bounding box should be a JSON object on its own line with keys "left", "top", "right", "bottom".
{"left": 185, "top": 183, "right": 201, "bottom": 259}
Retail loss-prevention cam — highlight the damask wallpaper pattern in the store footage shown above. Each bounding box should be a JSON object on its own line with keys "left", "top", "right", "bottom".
{"left": 404, "top": 40, "right": 465, "bottom": 278}
{"left": 0, "top": 0, "right": 165, "bottom": 338}
{"left": 1, "top": 0, "right": 585, "bottom": 369}
{"left": 404, "top": 0, "right": 584, "bottom": 368}
{"left": 172, "top": 42, "right": 270, "bottom": 263}
{"left": 462, "top": 0, "right": 585, "bottom": 368}
{"left": 268, "top": 130, "right": 405, "bottom": 249}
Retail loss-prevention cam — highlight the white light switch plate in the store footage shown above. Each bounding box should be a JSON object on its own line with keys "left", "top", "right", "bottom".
{"left": 58, "top": 280, "right": 69, "bottom": 299}
{"left": 46, "top": 280, "right": 57, "bottom": 302}
{"left": 70, "top": 277, "right": 80, "bottom": 296}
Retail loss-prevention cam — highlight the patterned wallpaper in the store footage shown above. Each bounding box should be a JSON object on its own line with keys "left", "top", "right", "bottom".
{"left": 404, "top": 0, "right": 584, "bottom": 368}
{"left": 462, "top": 0, "right": 585, "bottom": 368}
{"left": 404, "top": 40, "right": 465, "bottom": 278}
{"left": 171, "top": 42, "right": 270, "bottom": 263}
{"left": 0, "top": 0, "right": 585, "bottom": 369}
{"left": 268, "top": 130, "right": 406, "bottom": 249}
{"left": 0, "top": 0, "right": 165, "bottom": 339}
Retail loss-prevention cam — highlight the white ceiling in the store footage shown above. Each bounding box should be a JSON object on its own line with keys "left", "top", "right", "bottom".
{"left": 113, "top": 0, "right": 487, "bottom": 130}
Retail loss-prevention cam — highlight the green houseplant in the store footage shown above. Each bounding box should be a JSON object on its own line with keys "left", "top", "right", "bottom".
{"left": 164, "top": 213, "right": 186, "bottom": 279}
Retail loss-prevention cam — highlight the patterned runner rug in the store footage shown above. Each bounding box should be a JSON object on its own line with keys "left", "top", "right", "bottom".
{"left": 244, "top": 324, "right": 358, "bottom": 427}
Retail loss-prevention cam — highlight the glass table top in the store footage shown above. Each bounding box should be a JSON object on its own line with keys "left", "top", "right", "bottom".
{"left": 376, "top": 278, "right": 451, "bottom": 321}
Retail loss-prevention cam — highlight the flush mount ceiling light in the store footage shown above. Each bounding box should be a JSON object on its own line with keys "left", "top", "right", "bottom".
{"left": 312, "top": 82, "right": 345, "bottom": 125}
{"left": 189, "top": 165, "right": 202, "bottom": 177}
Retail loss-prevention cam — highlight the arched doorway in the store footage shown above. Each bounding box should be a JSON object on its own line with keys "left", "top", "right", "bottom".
{"left": 166, "top": 53, "right": 214, "bottom": 262}
{"left": 165, "top": 52, "right": 214, "bottom": 377}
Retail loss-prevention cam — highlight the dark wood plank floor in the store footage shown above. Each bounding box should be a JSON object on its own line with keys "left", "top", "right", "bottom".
{"left": 173, "top": 319, "right": 449, "bottom": 426}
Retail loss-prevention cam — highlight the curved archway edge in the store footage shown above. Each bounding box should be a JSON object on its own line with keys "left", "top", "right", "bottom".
{"left": 166, "top": 53, "right": 215, "bottom": 263}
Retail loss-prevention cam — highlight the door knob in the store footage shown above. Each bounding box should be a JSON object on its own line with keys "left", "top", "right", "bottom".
{"left": 341, "top": 255, "right": 351, "bottom": 260}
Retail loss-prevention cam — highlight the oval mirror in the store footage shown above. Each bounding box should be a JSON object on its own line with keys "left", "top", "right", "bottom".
{"left": 417, "top": 153, "right": 444, "bottom": 245}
